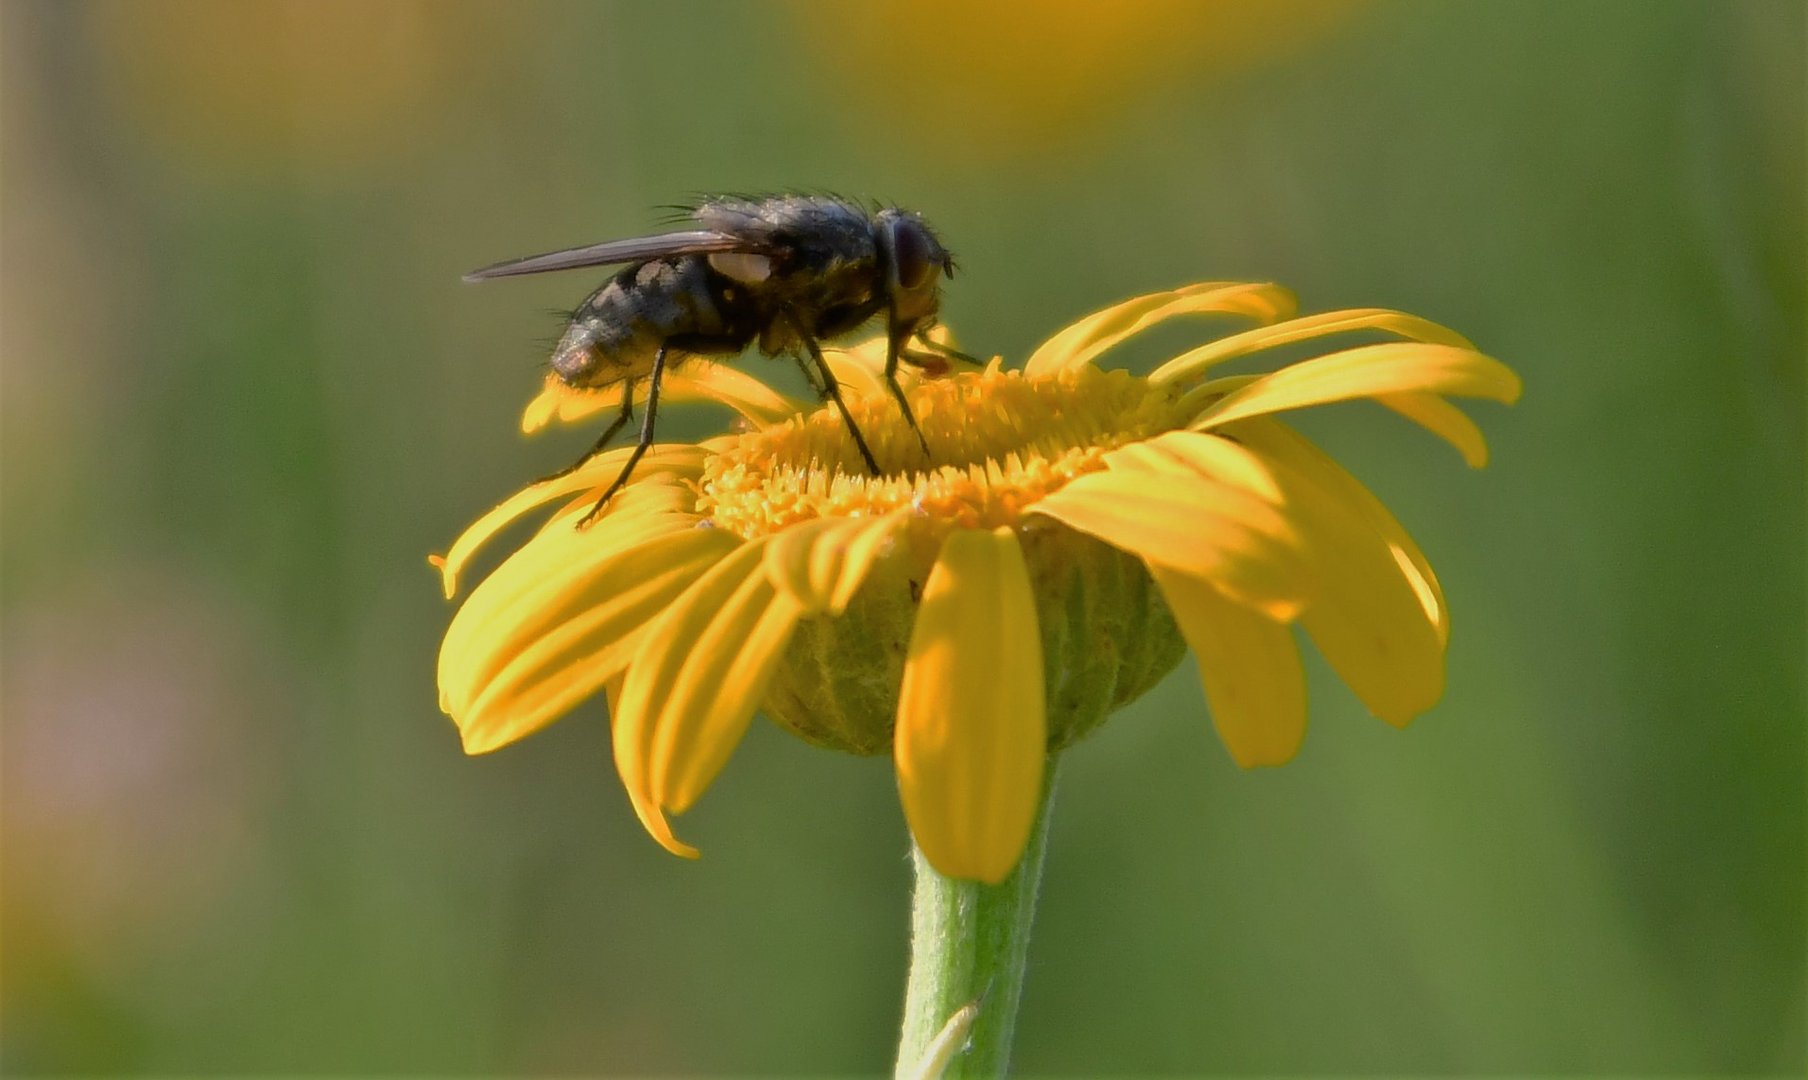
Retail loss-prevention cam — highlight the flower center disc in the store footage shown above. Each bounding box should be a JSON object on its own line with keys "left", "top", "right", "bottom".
{"left": 699, "top": 365, "right": 1184, "bottom": 541}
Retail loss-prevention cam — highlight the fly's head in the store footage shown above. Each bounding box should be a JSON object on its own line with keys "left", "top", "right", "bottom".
{"left": 874, "top": 208, "right": 955, "bottom": 355}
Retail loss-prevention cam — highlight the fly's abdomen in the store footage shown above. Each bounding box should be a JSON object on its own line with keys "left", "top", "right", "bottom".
{"left": 551, "top": 258, "right": 736, "bottom": 388}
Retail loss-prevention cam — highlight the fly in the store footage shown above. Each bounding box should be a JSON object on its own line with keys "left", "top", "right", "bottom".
{"left": 464, "top": 194, "right": 965, "bottom": 524}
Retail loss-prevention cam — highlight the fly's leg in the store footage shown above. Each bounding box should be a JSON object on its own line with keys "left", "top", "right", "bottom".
{"left": 899, "top": 350, "right": 949, "bottom": 377}
{"left": 797, "top": 328, "right": 881, "bottom": 476}
{"left": 884, "top": 321, "right": 932, "bottom": 457}
{"left": 533, "top": 379, "right": 635, "bottom": 487}
{"left": 790, "top": 351, "right": 828, "bottom": 400}
{"left": 577, "top": 346, "right": 666, "bottom": 527}
{"left": 914, "top": 335, "right": 980, "bottom": 367}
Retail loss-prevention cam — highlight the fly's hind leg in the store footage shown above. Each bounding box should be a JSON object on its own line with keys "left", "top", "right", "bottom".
{"left": 534, "top": 379, "right": 635, "bottom": 487}
{"left": 577, "top": 346, "right": 667, "bottom": 527}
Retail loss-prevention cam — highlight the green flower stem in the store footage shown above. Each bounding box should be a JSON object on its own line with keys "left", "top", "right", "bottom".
{"left": 894, "top": 758, "right": 1059, "bottom": 1079}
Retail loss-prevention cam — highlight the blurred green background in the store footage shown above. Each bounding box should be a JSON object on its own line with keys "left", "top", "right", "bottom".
{"left": 2, "top": 0, "right": 1801, "bottom": 1074}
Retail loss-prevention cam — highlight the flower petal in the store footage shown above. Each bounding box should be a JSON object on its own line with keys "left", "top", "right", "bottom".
{"left": 603, "top": 675, "right": 698, "bottom": 859}
{"left": 1153, "top": 428, "right": 1445, "bottom": 725}
{"left": 433, "top": 448, "right": 708, "bottom": 597}
{"left": 521, "top": 362, "right": 804, "bottom": 433}
{"left": 1377, "top": 392, "right": 1490, "bottom": 468}
{"left": 1023, "top": 282, "right": 1298, "bottom": 376}
{"left": 1149, "top": 565, "right": 1306, "bottom": 767}
{"left": 1227, "top": 418, "right": 1448, "bottom": 646}
{"left": 443, "top": 525, "right": 740, "bottom": 753}
{"left": 828, "top": 513, "right": 909, "bottom": 611}
{"left": 761, "top": 511, "right": 906, "bottom": 614}
{"left": 1149, "top": 307, "right": 1476, "bottom": 386}
{"left": 439, "top": 487, "right": 693, "bottom": 698}
{"left": 520, "top": 378, "right": 580, "bottom": 433}
{"left": 613, "top": 537, "right": 804, "bottom": 815}
{"left": 894, "top": 527, "right": 1047, "bottom": 884}
{"left": 1296, "top": 507, "right": 1445, "bottom": 726}
{"left": 674, "top": 362, "right": 807, "bottom": 425}
{"left": 1105, "top": 432, "right": 1285, "bottom": 503}
{"left": 530, "top": 470, "right": 699, "bottom": 536}
{"left": 762, "top": 517, "right": 864, "bottom": 610}
{"left": 438, "top": 477, "right": 701, "bottom": 669}
{"left": 658, "top": 579, "right": 801, "bottom": 811}
{"left": 1030, "top": 466, "right": 1310, "bottom": 622}
{"left": 820, "top": 338, "right": 891, "bottom": 399}
{"left": 1187, "top": 342, "right": 1522, "bottom": 436}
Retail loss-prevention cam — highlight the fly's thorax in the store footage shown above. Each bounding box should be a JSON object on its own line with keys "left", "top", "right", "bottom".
{"left": 748, "top": 256, "right": 886, "bottom": 350}
{"left": 731, "top": 263, "right": 875, "bottom": 350}
{"left": 701, "top": 202, "right": 886, "bottom": 343}
{"left": 693, "top": 195, "right": 876, "bottom": 262}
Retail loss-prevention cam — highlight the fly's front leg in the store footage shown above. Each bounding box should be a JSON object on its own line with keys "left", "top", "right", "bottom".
{"left": 535, "top": 379, "right": 635, "bottom": 487}
{"left": 884, "top": 315, "right": 932, "bottom": 457}
{"left": 577, "top": 347, "right": 666, "bottom": 527}
{"left": 795, "top": 321, "right": 881, "bottom": 476}
{"left": 912, "top": 334, "right": 980, "bottom": 367}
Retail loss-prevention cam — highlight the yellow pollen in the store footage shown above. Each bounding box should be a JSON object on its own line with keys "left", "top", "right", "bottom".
{"left": 699, "top": 365, "right": 1189, "bottom": 540}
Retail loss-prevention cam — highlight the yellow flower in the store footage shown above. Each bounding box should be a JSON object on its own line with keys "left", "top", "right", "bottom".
{"left": 793, "top": 0, "right": 1362, "bottom": 158}
{"left": 433, "top": 282, "right": 1520, "bottom": 883}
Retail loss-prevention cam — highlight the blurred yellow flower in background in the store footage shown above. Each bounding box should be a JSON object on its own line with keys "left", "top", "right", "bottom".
{"left": 796, "top": 0, "right": 1362, "bottom": 156}
{"left": 434, "top": 283, "right": 1519, "bottom": 884}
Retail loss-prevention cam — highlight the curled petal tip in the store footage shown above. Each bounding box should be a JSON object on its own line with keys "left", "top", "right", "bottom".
{"left": 427, "top": 553, "right": 457, "bottom": 598}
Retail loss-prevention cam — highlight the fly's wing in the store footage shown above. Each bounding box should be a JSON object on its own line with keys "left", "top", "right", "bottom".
{"left": 462, "top": 230, "right": 764, "bottom": 282}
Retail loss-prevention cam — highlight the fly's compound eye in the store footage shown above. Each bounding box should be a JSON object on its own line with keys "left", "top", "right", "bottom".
{"left": 890, "top": 220, "right": 936, "bottom": 291}
{"left": 707, "top": 251, "right": 773, "bottom": 284}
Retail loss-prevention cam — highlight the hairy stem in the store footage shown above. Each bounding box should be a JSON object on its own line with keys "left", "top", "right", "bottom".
{"left": 894, "top": 760, "right": 1058, "bottom": 1078}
